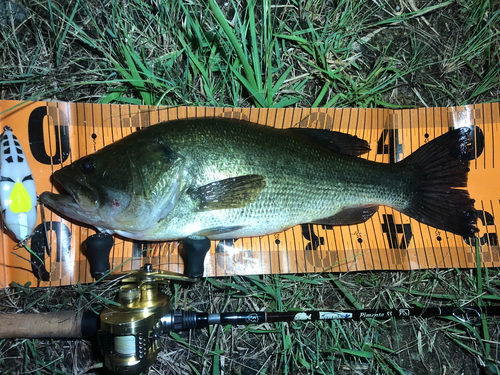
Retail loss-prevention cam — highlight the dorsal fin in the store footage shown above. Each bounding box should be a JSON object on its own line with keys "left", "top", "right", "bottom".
{"left": 285, "top": 128, "right": 370, "bottom": 156}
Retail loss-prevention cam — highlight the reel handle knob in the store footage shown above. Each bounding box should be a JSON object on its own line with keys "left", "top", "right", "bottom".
{"left": 182, "top": 235, "right": 210, "bottom": 278}
{"left": 85, "top": 233, "right": 114, "bottom": 279}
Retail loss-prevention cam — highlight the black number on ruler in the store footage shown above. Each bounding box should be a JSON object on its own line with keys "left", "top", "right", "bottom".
{"left": 29, "top": 222, "right": 72, "bottom": 281}
{"left": 302, "top": 224, "right": 339, "bottom": 268}
{"left": 301, "top": 224, "right": 324, "bottom": 250}
{"left": 215, "top": 239, "right": 239, "bottom": 273}
{"left": 377, "top": 129, "right": 402, "bottom": 163}
{"left": 216, "top": 239, "right": 236, "bottom": 253}
{"left": 132, "top": 241, "right": 152, "bottom": 257}
{"left": 464, "top": 210, "right": 498, "bottom": 246}
{"left": 28, "top": 106, "right": 71, "bottom": 165}
{"left": 381, "top": 214, "right": 412, "bottom": 249}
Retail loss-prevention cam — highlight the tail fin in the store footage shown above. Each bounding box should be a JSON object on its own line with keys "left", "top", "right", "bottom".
{"left": 400, "top": 127, "right": 478, "bottom": 237}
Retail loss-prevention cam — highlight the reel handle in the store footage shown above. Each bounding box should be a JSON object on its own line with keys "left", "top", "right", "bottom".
{"left": 85, "top": 233, "right": 114, "bottom": 278}
{"left": 85, "top": 233, "right": 210, "bottom": 279}
{"left": 182, "top": 235, "right": 211, "bottom": 278}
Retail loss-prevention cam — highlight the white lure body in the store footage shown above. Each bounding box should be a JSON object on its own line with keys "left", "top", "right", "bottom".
{"left": 0, "top": 126, "right": 37, "bottom": 242}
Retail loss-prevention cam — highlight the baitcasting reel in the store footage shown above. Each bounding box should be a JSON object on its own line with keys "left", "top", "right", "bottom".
{"left": 84, "top": 233, "right": 211, "bottom": 374}
{"left": 97, "top": 265, "right": 193, "bottom": 374}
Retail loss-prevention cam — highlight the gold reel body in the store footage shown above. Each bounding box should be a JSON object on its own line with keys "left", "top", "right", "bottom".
{"left": 98, "top": 265, "right": 192, "bottom": 374}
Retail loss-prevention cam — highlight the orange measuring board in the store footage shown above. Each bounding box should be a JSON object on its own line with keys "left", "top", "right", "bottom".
{"left": 0, "top": 100, "right": 498, "bottom": 287}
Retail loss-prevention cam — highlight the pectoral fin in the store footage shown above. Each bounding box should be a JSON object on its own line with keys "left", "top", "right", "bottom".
{"left": 189, "top": 175, "right": 266, "bottom": 211}
{"left": 312, "top": 205, "right": 378, "bottom": 226}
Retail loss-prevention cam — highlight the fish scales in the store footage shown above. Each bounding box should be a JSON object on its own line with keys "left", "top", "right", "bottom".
{"left": 40, "top": 118, "right": 477, "bottom": 241}
{"left": 145, "top": 120, "right": 407, "bottom": 239}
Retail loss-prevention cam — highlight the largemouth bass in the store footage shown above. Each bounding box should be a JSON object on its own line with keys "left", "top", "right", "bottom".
{"left": 40, "top": 119, "right": 477, "bottom": 240}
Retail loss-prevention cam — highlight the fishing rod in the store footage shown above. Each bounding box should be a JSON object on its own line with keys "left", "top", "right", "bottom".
{"left": 0, "top": 234, "right": 498, "bottom": 375}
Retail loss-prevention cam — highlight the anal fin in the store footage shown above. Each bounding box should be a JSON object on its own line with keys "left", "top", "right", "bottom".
{"left": 312, "top": 205, "right": 379, "bottom": 226}
{"left": 193, "top": 225, "right": 245, "bottom": 237}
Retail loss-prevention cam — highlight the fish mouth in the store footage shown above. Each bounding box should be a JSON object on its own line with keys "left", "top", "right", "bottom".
{"left": 40, "top": 172, "right": 100, "bottom": 215}
{"left": 39, "top": 188, "right": 101, "bottom": 228}
{"left": 39, "top": 191, "right": 82, "bottom": 210}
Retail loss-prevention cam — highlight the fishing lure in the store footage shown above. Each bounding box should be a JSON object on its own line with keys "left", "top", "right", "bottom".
{"left": 0, "top": 126, "right": 37, "bottom": 242}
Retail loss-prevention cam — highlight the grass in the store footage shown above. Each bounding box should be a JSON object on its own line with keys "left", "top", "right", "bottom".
{"left": 1, "top": 0, "right": 500, "bottom": 374}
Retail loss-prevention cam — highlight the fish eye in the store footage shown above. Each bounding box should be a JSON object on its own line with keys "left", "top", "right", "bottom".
{"left": 80, "top": 157, "right": 96, "bottom": 174}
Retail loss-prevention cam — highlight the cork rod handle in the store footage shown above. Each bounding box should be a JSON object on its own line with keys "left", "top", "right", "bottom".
{"left": 0, "top": 310, "right": 98, "bottom": 339}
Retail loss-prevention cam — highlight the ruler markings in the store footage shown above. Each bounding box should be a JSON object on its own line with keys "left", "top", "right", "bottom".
{"left": 399, "top": 211, "right": 408, "bottom": 270}
{"left": 442, "top": 221, "right": 455, "bottom": 269}
{"left": 260, "top": 108, "right": 270, "bottom": 275}
{"left": 347, "top": 108, "right": 363, "bottom": 272}
{"left": 342, "top": 224, "right": 353, "bottom": 271}
{"left": 252, "top": 108, "right": 263, "bottom": 275}
{"left": 103, "top": 104, "right": 112, "bottom": 143}
{"left": 67, "top": 102, "right": 76, "bottom": 286}
{"left": 489, "top": 200, "right": 499, "bottom": 263}
{"left": 49, "top": 102, "right": 59, "bottom": 287}
{"left": 333, "top": 227, "right": 343, "bottom": 272}
{"left": 278, "top": 110, "right": 290, "bottom": 273}
{"left": 364, "top": 109, "right": 381, "bottom": 269}
{"left": 97, "top": 103, "right": 103, "bottom": 151}
{"left": 331, "top": 108, "right": 339, "bottom": 131}
{"left": 73, "top": 103, "right": 83, "bottom": 284}
{"left": 481, "top": 200, "right": 491, "bottom": 266}
{"left": 477, "top": 104, "right": 487, "bottom": 170}
{"left": 427, "top": 224, "right": 439, "bottom": 269}
{"left": 480, "top": 199, "right": 489, "bottom": 267}
{"left": 319, "top": 225, "right": 333, "bottom": 272}
{"left": 435, "top": 226, "right": 447, "bottom": 269}
{"left": 267, "top": 110, "right": 279, "bottom": 274}
{"left": 369, "top": 189, "right": 387, "bottom": 270}
{"left": 334, "top": 110, "right": 346, "bottom": 270}
{"left": 376, "top": 207, "right": 388, "bottom": 269}
{"left": 297, "top": 225, "right": 308, "bottom": 274}
{"left": 248, "top": 107, "right": 256, "bottom": 271}
{"left": 493, "top": 102, "right": 499, "bottom": 170}
{"left": 293, "top": 108, "right": 303, "bottom": 274}
{"left": 363, "top": 215, "right": 376, "bottom": 271}
{"left": 349, "top": 225, "right": 361, "bottom": 272}
{"left": 318, "top": 110, "right": 333, "bottom": 272}
{"left": 486, "top": 103, "right": 494, "bottom": 169}
{"left": 47, "top": 102, "right": 57, "bottom": 286}
{"left": 350, "top": 108, "right": 365, "bottom": 271}
{"left": 393, "top": 112, "right": 404, "bottom": 269}
{"left": 452, "top": 224, "right": 465, "bottom": 269}
{"left": 291, "top": 107, "right": 302, "bottom": 274}
{"left": 111, "top": 105, "right": 121, "bottom": 271}
{"left": 1, "top": 102, "right": 500, "bottom": 285}
{"left": 118, "top": 105, "right": 126, "bottom": 271}
{"left": 420, "top": 110, "right": 436, "bottom": 269}
{"left": 419, "top": 221, "right": 431, "bottom": 270}
{"left": 289, "top": 226, "right": 299, "bottom": 274}
{"left": 356, "top": 222, "right": 369, "bottom": 271}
